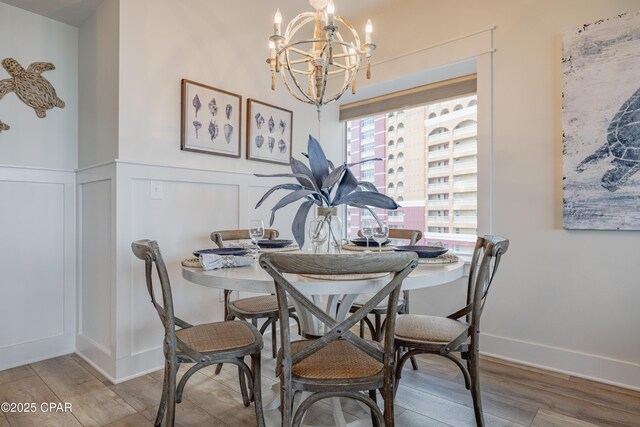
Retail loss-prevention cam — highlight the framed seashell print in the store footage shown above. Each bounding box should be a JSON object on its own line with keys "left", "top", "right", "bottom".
{"left": 181, "top": 79, "right": 241, "bottom": 158}
{"left": 246, "top": 98, "right": 293, "bottom": 165}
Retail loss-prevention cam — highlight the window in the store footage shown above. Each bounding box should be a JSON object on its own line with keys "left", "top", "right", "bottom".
{"left": 430, "top": 127, "right": 447, "bottom": 135}
{"left": 343, "top": 80, "right": 477, "bottom": 255}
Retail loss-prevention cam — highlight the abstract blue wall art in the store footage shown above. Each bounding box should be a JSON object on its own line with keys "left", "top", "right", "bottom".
{"left": 563, "top": 11, "right": 640, "bottom": 230}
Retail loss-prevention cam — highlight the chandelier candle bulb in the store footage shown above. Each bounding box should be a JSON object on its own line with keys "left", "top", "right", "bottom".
{"left": 274, "top": 9, "right": 282, "bottom": 35}
{"left": 327, "top": 0, "right": 335, "bottom": 26}
{"left": 365, "top": 19, "right": 372, "bottom": 44}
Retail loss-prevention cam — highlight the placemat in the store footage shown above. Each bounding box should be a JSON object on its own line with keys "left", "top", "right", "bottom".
{"left": 418, "top": 254, "right": 460, "bottom": 265}
{"left": 181, "top": 257, "right": 202, "bottom": 268}
{"left": 341, "top": 244, "right": 395, "bottom": 252}
{"left": 299, "top": 272, "right": 390, "bottom": 280}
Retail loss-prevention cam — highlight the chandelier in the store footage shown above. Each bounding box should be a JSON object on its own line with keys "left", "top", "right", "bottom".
{"left": 267, "top": 0, "right": 375, "bottom": 118}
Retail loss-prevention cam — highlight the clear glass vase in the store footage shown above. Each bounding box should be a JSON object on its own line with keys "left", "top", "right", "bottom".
{"left": 309, "top": 207, "right": 342, "bottom": 253}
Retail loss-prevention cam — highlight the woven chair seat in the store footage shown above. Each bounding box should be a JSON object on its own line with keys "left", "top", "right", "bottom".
{"left": 176, "top": 321, "right": 259, "bottom": 353}
{"left": 283, "top": 340, "right": 383, "bottom": 380}
{"left": 229, "top": 295, "right": 292, "bottom": 314}
{"left": 349, "top": 294, "right": 405, "bottom": 311}
{"left": 396, "top": 314, "right": 468, "bottom": 344}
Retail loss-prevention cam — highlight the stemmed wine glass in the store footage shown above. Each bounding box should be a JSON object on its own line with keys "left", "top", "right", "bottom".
{"left": 361, "top": 218, "right": 374, "bottom": 253}
{"left": 249, "top": 219, "right": 265, "bottom": 260}
{"left": 372, "top": 222, "right": 389, "bottom": 253}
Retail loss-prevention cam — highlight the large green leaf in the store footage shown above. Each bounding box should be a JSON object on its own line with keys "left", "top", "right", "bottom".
{"left": 291, "top": 200, "right": 314, "bottom": 248}
{"left": 307, "top": 135, "right": 330, "bottom": 189}
{"left": 255, "top": 183, "right": 303, "bottom": 208}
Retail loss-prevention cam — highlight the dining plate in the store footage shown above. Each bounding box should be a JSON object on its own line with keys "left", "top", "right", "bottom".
{"left": 350, "top": 237, "right": 391, "bottom": 247}
{"left": 394, "top": 245, "right": 448, "bottom": 258}
{"left": 257, "top": 239, "right": 293, "bottom": 248}
{"left": 192, "top": 248, "right": 249, "bottom": 256}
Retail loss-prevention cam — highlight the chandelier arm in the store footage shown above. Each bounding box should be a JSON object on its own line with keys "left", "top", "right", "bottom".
{"left": 287, "top": 58, "right": 314, "bottom": 66}
{"left": 282, "top": 49, "right": 319, "bottom": 105}
{"left": 285, "top": 46, "right": 316, "bottom": 58}
{"left": 290, "top": 69, "right": 314, "bottom": 76}
{"left": 331, "top": 62, "right": 357, "bottom": 71}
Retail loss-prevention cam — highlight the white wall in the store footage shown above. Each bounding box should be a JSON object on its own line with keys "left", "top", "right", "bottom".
{"left": 0, "top": 2, "right": 77, "bottom": 170}
{"left": 0, "top": 4, "right": 77, "bottom": 371}
{"left": 77, "top": 0, "right": 119, "bottom": 168}
{"left": 353, "top": 0, "right": 640, "bottom": 389}
{"left": 117, "top": 0, "right": 341, "bottom": 172}
{"left": 75, "top": 0, "right": 344, "bottom": 381}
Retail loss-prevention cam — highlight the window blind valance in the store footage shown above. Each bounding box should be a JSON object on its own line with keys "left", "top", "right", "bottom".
{"left": 339, "top": 74, "right": 477, "bottom": 122}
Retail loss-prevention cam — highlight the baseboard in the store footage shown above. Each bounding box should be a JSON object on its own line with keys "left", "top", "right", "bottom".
{"left": 480, "top": 332, "right": 640, "bottom": 392}
{"left": 0, "top": 347, "right": 73, "bottom": 372}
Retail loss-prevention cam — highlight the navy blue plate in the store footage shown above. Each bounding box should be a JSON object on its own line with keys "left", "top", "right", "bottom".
{"left": 193, "top": 248, "right": 249, "bottom": 257}
{"left": 350, "top": 238, "right": 391, "bottom": 247}
{"left": 257, "top": 239, "right": 293, "bottom": 248}
{"left": 394, "top": 245, "right": 448, "bottom": 258}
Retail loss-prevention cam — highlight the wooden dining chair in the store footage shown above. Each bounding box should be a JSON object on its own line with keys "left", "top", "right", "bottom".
{"left": 354, "top": 228, "right": 423, "bottom": 369}
{"left": 260, "top": 252, "right": 418, "bottom": 427}
{"left": 131, "top": 240, "right": 265, "bottom": 427}
{"left": 211, "top": 229, "right": 299, "bottom": 367}
{"left": 394, "top": 235, "right": 509, "bottom": 427}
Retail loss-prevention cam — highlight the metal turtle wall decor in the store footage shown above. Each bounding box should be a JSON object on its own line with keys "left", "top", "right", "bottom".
{"left": 0, "top": 57, "right": 65, "bottom": 133}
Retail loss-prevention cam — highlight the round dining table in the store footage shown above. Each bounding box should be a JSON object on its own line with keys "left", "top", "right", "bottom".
{"left": 182, "top": 255, "right": 464, "bottom": 335}
{"left": 181, "top": 253, "right": 465, "bottom": 427}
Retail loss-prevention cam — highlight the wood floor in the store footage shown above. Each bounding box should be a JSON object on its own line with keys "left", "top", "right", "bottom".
{"left": 1, "top": 347, "right": 639, "bottom": 427}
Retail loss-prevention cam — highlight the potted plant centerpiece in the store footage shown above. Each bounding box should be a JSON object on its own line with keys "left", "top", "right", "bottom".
{"left": 255, "top": 135, "right": 399, "bottom": 251}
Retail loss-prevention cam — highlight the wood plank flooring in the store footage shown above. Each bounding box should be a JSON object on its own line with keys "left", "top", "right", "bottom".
{"left": 0, "top": 347, "right": 638, "bottom": 427}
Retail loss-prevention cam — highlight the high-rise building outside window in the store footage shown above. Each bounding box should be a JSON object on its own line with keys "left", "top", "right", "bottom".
{"left": 345, "top": 93, "right": 478, "bottom": 256}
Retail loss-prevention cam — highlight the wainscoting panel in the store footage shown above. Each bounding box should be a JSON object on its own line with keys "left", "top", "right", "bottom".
{"left": 76, "top": 163, "right": 116, "bottom": 380}
{"left": 79, "top": 179, "right": 113, "bottom": 355}
{"left": 129, "top": 178, "right": 240, "bottom": 356}
{"left": 113, "top": 161, "right": 296, "bottom": 380}
{"left": 0, "top": 166, "right": 75, "bottom": 370}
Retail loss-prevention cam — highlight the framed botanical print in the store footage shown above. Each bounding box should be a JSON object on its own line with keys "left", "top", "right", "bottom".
{"left": 246, "top": 98, "right": 293, "bottom": 165}
{"left": 181, "top": 79, "right": 241, "bottom": 158}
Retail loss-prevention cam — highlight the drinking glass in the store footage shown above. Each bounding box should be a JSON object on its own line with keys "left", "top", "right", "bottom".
{"left": 372, "top": 223, "right": 389, "bottom": 253}
{"left": 249, "top": 220, "right": 265, "bottom": 260}
{"left": 361, "top": 218, "right": 374, "bottom": 253}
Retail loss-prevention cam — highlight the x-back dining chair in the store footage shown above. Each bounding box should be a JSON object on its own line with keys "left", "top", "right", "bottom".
{"left": 394, "top": 235, "right": 509, "bottom": 427}
{"left": 260, "top": 252, "right": 418, "bottom": 427}
{"left": 355, "top": 228, "right": 423, "bottom": 369}
{"left": 210, "top": 228, "right": 299, "bottom": 358}
{"left": 131, "top": 239, "right": 265, "bottom": 427}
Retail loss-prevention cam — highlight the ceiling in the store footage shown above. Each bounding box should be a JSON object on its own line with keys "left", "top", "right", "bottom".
{"left": 1, "top": 0, "right": 101, "bottom": 27}
{"left": 1, "top": 0, "right": 389, "bottom": 28}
